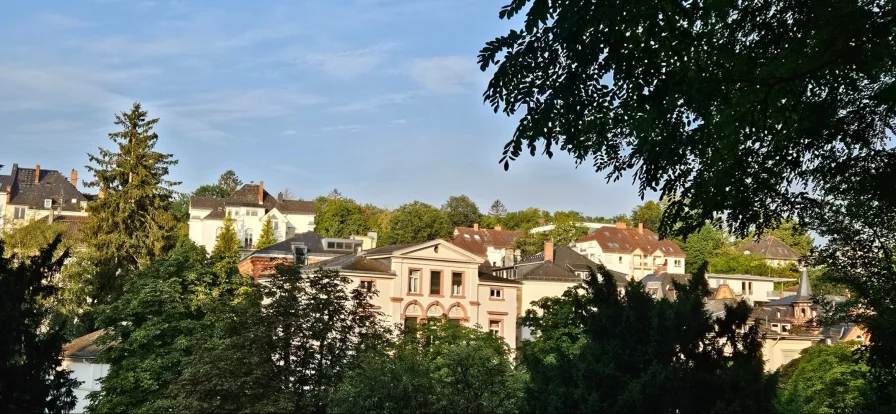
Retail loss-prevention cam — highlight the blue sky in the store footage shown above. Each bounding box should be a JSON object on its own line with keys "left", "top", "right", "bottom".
{"left": 0, "top": 0, "right": 652, "bottom": 216}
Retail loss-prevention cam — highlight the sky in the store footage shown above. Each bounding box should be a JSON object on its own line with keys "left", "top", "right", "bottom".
{"left": 0, "top": 0, "right": 654, "bottom": 217}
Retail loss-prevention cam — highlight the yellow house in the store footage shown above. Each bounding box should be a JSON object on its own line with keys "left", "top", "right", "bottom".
{"left": 301, "top": 239, "right": 522, "bottom": 349}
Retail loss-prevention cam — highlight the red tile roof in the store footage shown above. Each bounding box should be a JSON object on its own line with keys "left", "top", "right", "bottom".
{"left": 451, "top": 227, "right": 523, "bottom": 258}
{"left": 576, "top": 224, "right": 685, "bottom": 257}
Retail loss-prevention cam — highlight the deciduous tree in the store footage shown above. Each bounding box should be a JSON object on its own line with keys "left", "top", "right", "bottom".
{"left": 776, "top": 342, "right": 870, "bottom": 414}
{"left": 216, "top": 170, "right": 242, "bottom": 194}
{"left": 0, "top": 236, "right": 79, "bottom": 414}
{"left": 441, "top": 195, "right": 483, "bottom": 228}
{"left": 380, "top": 201, "right": 453, "bottom": 245}
{"left": 500, "top": 207, "right": 544, "bottom": 231}
{"left": 630, "top": 200, "right": 664, "bottom": 233}
{"left": 193, "top": 184, "right": 230, "bottom": 199}
{"left": 314, "top": 195, "right": 368, "bottom": 238}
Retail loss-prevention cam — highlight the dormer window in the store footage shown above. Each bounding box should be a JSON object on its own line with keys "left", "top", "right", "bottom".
{"left": 70, "top": 198, "right": 77, "bottom": 204}
{"left": 474, "top": 235, "right": 481, "bottom": 240}
{"left": 464, "top": 234, "right": 471, "bottom": 239}
{"left": 43, "top": 199, "right": 52, "bottom": 208}
{"left": 293, "top": 246, "right": 307, "bottom": 265}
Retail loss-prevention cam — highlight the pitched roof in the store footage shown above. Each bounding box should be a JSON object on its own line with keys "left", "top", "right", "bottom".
{"left": 511, "top": 245, "right": 629, "bottom": 285}
{"left": 576, "top": 225, "right": 685, "bottom": 257}
{"left": 6, "top": 165, "right": 88, "bottom": 211}
{"left": 793, "top": 267, "right": 813, "bottom": 302}
{"left": 244, "top": 232, "right": 362, "bottom": 259}
{"left": 737, "top": 236, "right": 802, "bottom": 260}
{"left": 451, "top": 227, "right": 523, "bottom": 257}
{"left": 190, "top": 183, "right": 315, "bottom": 219}
{"left": 478, "top": 271, "right": 523, "bottom": 285}
{"left": 362, "top": 243, "right": 416, "bottom": 256}
{"left": 55, "top": 215, "right": 88, "bottom": 239}
{"left": 63, "top": 329, "right": 108, "bottom": 360}
{"left": 306, "top": 253, "right": 394, "bottom": 274}
{"left": 0, "top": 174, "right": 12, "bottom": 189}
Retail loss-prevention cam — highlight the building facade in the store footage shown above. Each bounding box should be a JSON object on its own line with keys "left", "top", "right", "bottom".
{"left": 705, "top": 273, "right": 793, "bottom": 305}
{"left": 62, "top": 330, "right": 110, "bottom": 414}
{"left": 301, "top": 239, "right": 521, "bottom": 349}
{"left": 574, "top": 222, "right": 686, "bottom": 280}
{"left": 737, "top": 236, "right": 802, "bottom": 267}
{"left": 238, "top": 231, "right": 365, "bottom": 278}
{"left": 188, "top": 181, "right": 316, "bottom": 254}
{"left": 0, "top": 163, "right": 90, "bottom": 232}
{"left": 451, "top": 224, "right": 523, "bottom": 267}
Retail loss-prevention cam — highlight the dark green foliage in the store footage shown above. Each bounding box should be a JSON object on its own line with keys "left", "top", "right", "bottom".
{"left": 314, "top": 194, "right": 369, "bottom": 238}
{"left": 216, "top": 170, "right": 242, "bottom": 193}
{"left": 499, "top": 207, "right": 545, "bottom": 231}
{"left": 630, "top": 200, "right": 664, "bottom": 232}
{"left": 676, "top": 224, "right": 726, "bottom": 274}
{"left": 760, "top": 220, "right": 814, "bottom": 256}
{"left": 256, "top": 215, "right": 276, "bottom": 249}
{"left": 193, "top": 184, "right": 230, "bottom": 198}
{"left": 379, "top": 201, "right": 453, "bottom": 245}
{"left": 1, "top": 220, "right": 70, "bottom": 257}
{"left": 330, "top": 318, "right": 525, "bottom": 413}
{"left": 81, "top": 102, "right": 180, "bottom": 308}
{"left": 519, "top": 265, "right": 775, "bottom": 413}
{"left": 709, "top": 248, "right": 800, "bottom": 279}
{"left": 263, "top": 264, "right": 388, "bottom": 412}
{"left": 479, "top": 0, "right": 896, "bottom": 239}
{"left": 0, "top": 236, "right": 79, "bottom": 414}
{"left": 441, "top": 195, "right": 483, "bottom": 228}
{"left": 488, "top": 199, "right": 507, "bottom": 217}
{"left": 775, "top": 342, "right": 870, "bottom": 414}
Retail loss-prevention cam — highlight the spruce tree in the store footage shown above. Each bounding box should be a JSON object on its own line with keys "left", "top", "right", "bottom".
{"left": 255, "top": 216, "right": 276, "bottom": 249}
{"left": 211, "top": 213, "right": 241, "bottom": 262}
{"left": 80, "top": 102, "right": 180, "bottom": 308}
{"left": 488, "top": 199, "right": 507, "bottom": 217}
{"left": 0, "top": 236, "right": 79, "bottom": 414}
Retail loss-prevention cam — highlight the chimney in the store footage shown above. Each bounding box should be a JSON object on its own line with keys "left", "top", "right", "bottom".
{"left": 638, "top": 223, "right": 644, "bottom": 234}
{"left": 278, "top": 191, "right": 284, "bottom": 202}
{"left": 5, "top": 187, "right": 10, "bottom": 203}
{"left": 70, "top": 169, "right": 78, "bottom": 187}
{"left": 544, "top": 242, "right": 554, "bottom": 262}
{"left": 258, "top": 181, "right": 264, "bottom": 204}
{"left": 495, "top": 225, "right": 502, "bottom": 231}
{"left": 34, "top": 164, "right": 40, "bottom": 183}
{"left": 616, "top": 222, "right": 626, "bottom": 228}
{"left": 473, "top": 223, "right": 479, "bottom": 231}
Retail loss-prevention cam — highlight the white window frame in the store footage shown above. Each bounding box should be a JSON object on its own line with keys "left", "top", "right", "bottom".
{"left": 408, "top": 269, "right": 420, "bottom": 293}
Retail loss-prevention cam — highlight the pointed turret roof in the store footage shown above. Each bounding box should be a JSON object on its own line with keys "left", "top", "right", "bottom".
{"left": 793, "top": 268, "right": 812, "bottom": 302}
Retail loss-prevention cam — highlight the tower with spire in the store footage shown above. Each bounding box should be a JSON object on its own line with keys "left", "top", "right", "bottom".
{"left": 791, "top": 268, "right": 814, "bottom": 324}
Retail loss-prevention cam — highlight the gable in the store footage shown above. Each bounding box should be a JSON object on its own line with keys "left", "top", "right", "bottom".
{"left": 396, "top": 240, "right": 483, "bottom": 263}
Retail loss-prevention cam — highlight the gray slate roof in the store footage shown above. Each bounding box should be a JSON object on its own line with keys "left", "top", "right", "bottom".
{"left": 793, "top": 268, "right": 813, "bottom": 302}
{"left": 737, "top": 236, "right": 802, "bottom": 260}
{"left": 246, "top": 232, "right": 358, "bottom": 258}
{"left": 191, "top": 183, "right": 315, "bottom": 220}
{"left": 507, "top": 245, "right": 629, "bottom": 285}
{"left": 4, "top": 164, "right": 88, "bottom": 211}
{"left": 307, "top": 253, "right": 394, "bottom": 274}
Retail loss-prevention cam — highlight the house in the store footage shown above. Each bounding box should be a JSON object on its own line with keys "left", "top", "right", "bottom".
{"left": 301, "top": 239, "right": 521, "bottom": 349}
{"left": 640, "top": 272, "right": 690, "bottom": 300}
{"left": 737, "top": 236, "right": 802, "bottom": 267}
{"left": 238, "top": 231, "right": 366, "bottom": 278}
{"left": 62, "top": 330, "right": 111, "bottom": 414}
{"left": 574, "top": 222, "right": 686, "bottom": 280}
{"left": 188, "top": 181, "right": 316, "bottom": 255}
{"left": 528, "top": 221, "right": 615, "bottom": 234}
{"left": 0, "top": 163, "right": 90, "bottom": 232}
{"left": 705, "top": 273, "right": 793, "bottom": 305}
{"left": 491, "top": 242, "right": 629, "bottom": 344}
{"left": 451, "top": 224, "right": 523, "bottom": 267}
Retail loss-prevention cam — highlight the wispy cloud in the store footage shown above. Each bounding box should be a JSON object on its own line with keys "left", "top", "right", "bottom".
{"left": 298, "top": 43, "right": 397, "bottom": 79}
{"left": 33, "top": 12, "right": 91, "bottom": 30}
{"left": 409, "top": 55, "right": 480, "bottom": 94}
{"left": 282, "top": 129, "right": 298, "bottom": 136}
{"left": 165, "top": 90, "right": 323, "bottom": 122}
{"left": 331, "top": 91, "right": 416, "bottom": 112}
{"left": 389, "top": 119, "right": 407, "bottom": 124}
{"left": 322, "top": 124, "right": 366, "bottom": 132}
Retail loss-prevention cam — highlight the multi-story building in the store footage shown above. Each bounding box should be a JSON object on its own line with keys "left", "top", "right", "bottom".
{"left": 188, "top": 181, "right": 316, "bottom": 254}
{"left": 705, "top": 273, "right": 793, "bottom": 305}
{"left": 737, "top": 236, "right": 802, "bottom": 267}
{"left": 238, "top": 231, "right": 366, "bottom": 278}
{"left": 528, "top": 222, "right": 615, "bottom": 234}
{"left": 302, "top": 239, "right": 522, "bottom": 349}
{"left": 574, "top": 222, "right": 686, "bottom": 280}
{"left": 0, "top": 163, "right": 90, "bottom": 232}
{"left": 451, "top": 224, "right": 522, "bottom": 267}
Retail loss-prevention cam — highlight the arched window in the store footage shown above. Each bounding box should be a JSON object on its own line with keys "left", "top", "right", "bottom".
{"left": 245, "top": 228, "right": 254, "bottom": 248}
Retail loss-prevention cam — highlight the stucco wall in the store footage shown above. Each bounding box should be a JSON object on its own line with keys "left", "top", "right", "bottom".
{"left": 762, "top": 337, "right": 816, "bottom": 372}
{"left": 62, "top": 359, "right": 110, "bottom": 414}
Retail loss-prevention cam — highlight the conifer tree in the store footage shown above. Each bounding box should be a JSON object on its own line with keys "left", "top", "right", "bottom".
{"left": 79, "top": 102, "right": 180, "bottom": 309}
{"left": 255, "top": 216, "right": 276, "bottom": 249}
{"left": 211, "top": 213, "right": 241, "bottom": 262}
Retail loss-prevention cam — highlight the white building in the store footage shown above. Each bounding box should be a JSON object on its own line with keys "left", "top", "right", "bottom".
{"left": 528, "top": 222, "right": 615, "bottom": 234}
{"left": 62, "top": 330, "right": 110, "bottom": 414}
{"left": 188, "top": 181, "right": 316, "bottom": 254}
{"left": 705, "top": 273, "right": 793, "bottom": 305}
{"left": 451, "top": 224, "right": 523, "bottom": 267}
{"left": 574, "top": 222, "right": 686, "bottom": 280}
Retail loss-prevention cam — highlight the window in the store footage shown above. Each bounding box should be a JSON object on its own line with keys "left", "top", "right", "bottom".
{"left": 70, "top": 198, "right": 77, "bottom": 204}
{"left": 742, "top": 281, "right": 746, "bottom": 293}
{"left": 403, "top": 317, "right": 418, "bottom": 329}
{"left": 249, "top": 210, "right": 258, "bottom": 216}
{"left": 244, "top": 229, "right": 253, "bottom": 248}
{"left": 43, "top": 199, "right": 52, "bottom": 208}
{"left": 489, "top": 288, "right": 503, "bottom": 299}
{"left": 634, "top": 255, "right": 642, "bottom": 266}
{"left": 273, "top": 219, "right": 279, "bottom": 232}
{"left": 451, "top": 272, "right": 463, "bottom": 296}
{"left": 294, "top": 247, "right": 307, "bottom": 265}
{"left": 408, "top": 269, "right": 420, "bottom": 293}
{"left": 215, "top": 226, "right": 223, "bottom": 239}
{"left": 359, "top": 280, "right": 374, "bottom": 292}
{"left": 654, "top": 256, "right": 662, "bottom": 265}
{"left": 618, "top": 256, "right": 623, "bottom": 264}
{"left": 674, "top": 259, "right": 682, "bottom": 267}
{"left": 430, "top": 271, "right": 442, "bottom": 295}
{"left": 489, "top": 320, "right": 502, "bottom": 336}
{"left": 13, "top": 207, "right": 26, "bottom": 219}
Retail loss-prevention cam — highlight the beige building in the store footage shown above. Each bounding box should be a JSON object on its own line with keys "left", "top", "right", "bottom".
{"left": 188, "top": 181, "right": 316, "bottom": 255}
{"left": 0, "top": 163, "right": 90, "bottom": 232}
{"left": 737, "top": 236, "right": 802, "bottom": 267}
{"left": 62, "top": 330, "right": 111, "bottom": 414}
{"left": 574, "top": 222, "right": 686, "bottom": 280}
{"left": 301, "top": 239, "right": 521, "bottom": 348}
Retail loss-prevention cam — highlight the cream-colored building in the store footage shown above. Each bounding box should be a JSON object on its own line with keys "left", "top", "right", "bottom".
{"left": 451, "top": 224, "right": 522, "bottom": 267}
{"left": 302, "top": 239, "right": 521, "bottom": 348}
{"left": 705, "top": 273, "right": 792, "bottom": 304}
{"left": 62, "top": 330, "right": 111, "bottom": 414}
{"left": 188, "top": 181, "right": 316, "bottom": 254}
{"left": 574, "top": 222, "right": 686, "bottom": 280}
{"left": 0, "top": 163, "right": 89, "bottom": 232}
